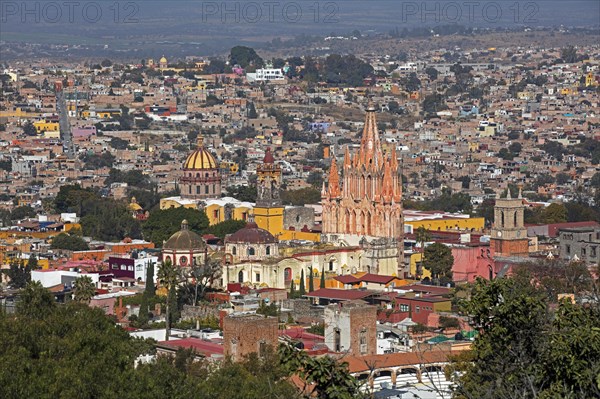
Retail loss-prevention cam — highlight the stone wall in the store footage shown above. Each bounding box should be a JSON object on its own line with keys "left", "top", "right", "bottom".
{"left": 284, "top": 207, "right": 315, "bottom": 231}
{"left": 281, "top": 298, "right": 324, "bottom": 321}
{"left": 181, "top": 304, "right": 221, "bottom": 320}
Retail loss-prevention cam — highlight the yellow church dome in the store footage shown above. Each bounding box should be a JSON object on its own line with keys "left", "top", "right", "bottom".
{"left": 159, "top": 56, "right": 168, "bottom": 64}
{"left": 183, "top": 136, "right": 218, "bottom": 170}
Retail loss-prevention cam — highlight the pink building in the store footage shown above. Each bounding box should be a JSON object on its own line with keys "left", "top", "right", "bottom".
{"left": 451, "top": 245, "right": 495, "bottom": 283}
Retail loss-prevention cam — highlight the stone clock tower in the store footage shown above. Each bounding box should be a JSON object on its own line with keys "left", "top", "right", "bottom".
{"left": 490, "top": 187, "right": 529, "bottom": 256}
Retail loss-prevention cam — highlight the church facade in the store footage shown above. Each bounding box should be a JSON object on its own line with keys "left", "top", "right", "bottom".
{"left": 321, "top": 102, "right": 404, "bottom": 276}
{"left": 321, "top": 102, "right": 403, "bottom": 239}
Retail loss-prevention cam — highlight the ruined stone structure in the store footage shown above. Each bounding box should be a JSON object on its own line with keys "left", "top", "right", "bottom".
{"left": 223, "top": 314, "right": 278, "bottom": 361}
{"left": 324, "top": 301, "right": 377, "bottom": 355}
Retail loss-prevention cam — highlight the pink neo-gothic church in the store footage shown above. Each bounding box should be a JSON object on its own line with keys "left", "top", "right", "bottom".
{"left": 321, "top": 102, "right": 403, "bottom": 240}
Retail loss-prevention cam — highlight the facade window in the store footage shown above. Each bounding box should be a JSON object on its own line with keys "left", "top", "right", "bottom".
{"left": 581, "top": 248, "right": 586, "bottom": 258}
{"left": 232, "top": 246, "right": 236, "bottom": 255}
{"left": 400, "top": 304, "right": 409, "bottom": 312}
{"left": 238, "top": 270, "right": 244, "bottom": 283}
{"left": 266, "top": 246, "right": 271, "bottom": 255}
{"left": 591, "top": 246, "right": 597, "bottom": 258}
{"left": 196, "top": 186, "right": 200, "bottom": 194}
{"left": 248, "top": 247, "right": 255, "bottom": 256}
{"left": 329, "top": 260, "right": 334, "bottom": 271}
{"left": 415, "top": 306, "right": 420, "bottom": 313}
{"left": 255, "top": 273, "right": 260, "bottom": 282}
{"left": 188, "top": 186, "right": 192, "bottom": 194}
{"left": 334, "top": 328, "right": 341, "bottom": 352}
{"left": 205, "top": 186, "right": 209, "bottom": 194}
{"left": 359, "top": 329, "right": 367, "bottom": 355}
{"left": 258, "top": 341, "right": 267, "bottom": 358}
{"left": 566, "top": 245, "right": 571, "bottom": 254}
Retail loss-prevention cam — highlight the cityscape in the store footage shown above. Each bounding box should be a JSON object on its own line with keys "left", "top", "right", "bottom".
{"left": 0, "top": 1, "right": 599, "bottom": 398}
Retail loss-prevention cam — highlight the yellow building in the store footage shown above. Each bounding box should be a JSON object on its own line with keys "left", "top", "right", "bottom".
{"left": 33, "top": 120, "right": 60, "bottom": 135}
{"left": 404, "top": 210, "right": 485, "bottom": 233}
{"left": 204, "top": 198, "right": 253, "bottom": 225}
{"left": 585, "top": 72, "right": 598, "bottom": 87}
{"left": 220, "top": 161, "right": 239, "bottom": 175}
{"left": 253, "top": 148, "right": 320, "bottom": 243}
{"left": 159, "top": 197, "right": 199, "bottom": 210}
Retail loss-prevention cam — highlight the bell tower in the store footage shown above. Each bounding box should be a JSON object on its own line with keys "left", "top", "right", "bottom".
{"left": 254, "top": 148, "right": 284, "bottom": 236}
{"left": 490, "top": 187, "right": 528, "bottom": 256}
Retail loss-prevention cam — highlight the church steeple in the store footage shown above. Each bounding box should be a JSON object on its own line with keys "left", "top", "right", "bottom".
{"left": 327, "top": 156, "right": 341, "bottom": 198}
{"left": 321, "top": 101, "right": 404, "bottom": 241}
{"left": 356, "top": 101, "right": 384, "bottom": 171}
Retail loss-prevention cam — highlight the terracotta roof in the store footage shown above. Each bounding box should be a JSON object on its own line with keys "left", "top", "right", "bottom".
{"left": 263, "top": 147, "right": 275, "bottom": 164}
{"left": 225, "top": 222, "right": 276, "bottom": 244}
{"left": 345, "top": 349, "right": 452, "bottom": 373}
{"left": 157, "top": 338, "right": 223, "bottom": 356}
{"left": 334, "top": 275, "right": 361, "bottom": 284}
{"left": 359, "top": 273, "right": 396, "bottom": 284}
{"left": 305, "top": 288, "right": 375, "bottom": 301}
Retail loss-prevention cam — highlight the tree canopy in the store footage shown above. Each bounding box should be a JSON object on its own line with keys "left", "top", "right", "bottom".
{"left": 451, "top": 274, "right": 600, "bottom": 399}
{"left": 423, "top": 242, "right": 454, "bottom": 283}
{"left": 142, "top": 207, "right": 209, "bottom": 246}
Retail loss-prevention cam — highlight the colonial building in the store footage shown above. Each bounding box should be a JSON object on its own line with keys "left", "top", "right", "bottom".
{"left": 180, "top": 136, "right": 222, "bottom": 200}
{"left": 490, "top": 188, "right": 528, "bottom": 257}
{"left": 225, "top": 222, "right": 279, "bottom": 264}
{"left": 162, "top": 220, "right": 207, "bottom": 267}
{"left": 321, "top": 101, "right": 403, "bottom": 239}
{"left": 253, "top": 148, "right": 321, "bottom": 242}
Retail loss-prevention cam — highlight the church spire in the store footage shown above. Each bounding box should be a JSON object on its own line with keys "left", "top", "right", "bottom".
{"left": 357, "top": 101, "right": 384, "bottom": 171}
{"left": 327, "top": 157, "right": 341, "bottom": 198}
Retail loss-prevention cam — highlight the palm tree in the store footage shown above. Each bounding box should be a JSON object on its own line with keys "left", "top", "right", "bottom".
{"left": 158, "top": 257, "right": 179, "bottom": 341}
{"left": 73, "top": 276, "right": 96, "bottom": 302}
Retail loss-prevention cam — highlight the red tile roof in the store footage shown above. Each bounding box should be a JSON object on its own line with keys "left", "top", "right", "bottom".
{"left": 334, "top": 275, "right": 361, "bottom": 284}
{"left": 157, "top": 338, "right": 224, "bottom": 356}
{"left": 359, "top": 273, "right": 396, "bottom": 284}
{"left": 345, "top": 350, "right": 452, "bottom": 373}
{"left": 305, "top": 288, "right": 375, "bottom": 300}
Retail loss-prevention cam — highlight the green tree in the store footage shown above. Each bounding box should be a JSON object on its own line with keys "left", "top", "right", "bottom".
{"left": 145, "top": 261, "right": 156, "bottom": 297}
{"left": 320, "top": 267, "right": 325, "bottom": 289}
{"left": 204, "top": 219, "right": 247, "bottom": 240}
{"left": 226, "top": 185, "right": 257, "bottom": 201}
{"left": 247, "top": 102, "right": 258, "bottom": 118}
{"left": 50, "top": 232, "right": 89, "bottom": 251}
{"left": 73, "top": 276, "right": 96, "bottom": 302}
{"left": 299, "top": 269, "right": 306, "bottom": 296}
{"left": 6, "top": 259, "right": 32, "bottom": 288}
{"left": 290, "top": 280, "right": 296, "bottom": 298}
{"left": 279, "top": 343, "right": 364, "bottom": 399}
{"left": 143, "top": 207, "right": 209, "bottom": 246}
{"left": 423, "top": 242, "right": 454, "bottom": 283}
{"left": 541, "top": 203, "right": 568, "bottom": 223}
{"left": 158, "top": 258, "right": 179, "bottom": 340}
{"left": 230, "top": 46, "right": 264, "bottom": 68}
{"left": 27, "top": 253, "right": 38, "bottom": 270}
{"left": 281, "top": 187, "right": 321, "bottom": 206}
{"left": 308, "top": 268, "right": 314, "bottom": 292}
{"left": 10, "top": 205, "right": 36, "bottom": 221}
{"left": 22, "top": 121, "right": 37, "bottom": 136}
{"left": 16, "top": 281, "right": 55, "bottom": 318}
{"left": 451, "top": 276, "right": 600, "bottom": 399}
